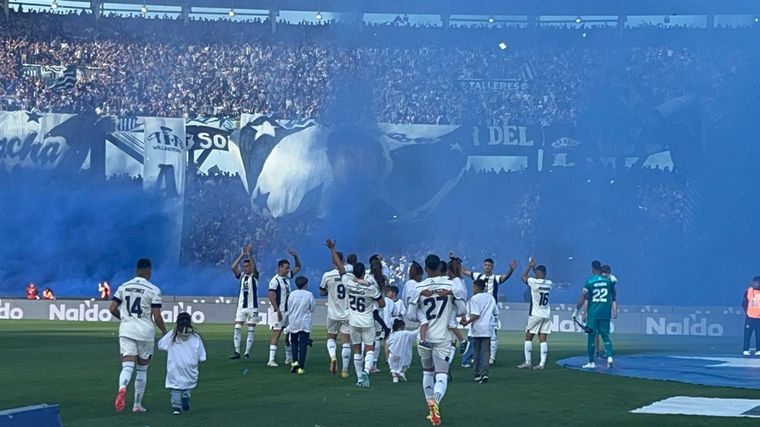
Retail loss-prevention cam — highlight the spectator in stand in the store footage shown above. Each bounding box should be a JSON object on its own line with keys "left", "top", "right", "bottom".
{"left": 43, "top": 287, "right": 56, "bottom": 300}
{"left": 99, "top": 281, "right": 112, "bottom": 300}
{"left": 26, "top": 282, "right": 39, "bottom": 300}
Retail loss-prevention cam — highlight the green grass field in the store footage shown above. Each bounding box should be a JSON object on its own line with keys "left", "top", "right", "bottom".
{"left": 0, "top": 320, "right": 756, "bottom": 426}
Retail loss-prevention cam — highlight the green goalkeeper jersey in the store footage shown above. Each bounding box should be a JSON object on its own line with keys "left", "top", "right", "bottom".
{"left": 584, "top": 274, "right": 615, "bottom": 320}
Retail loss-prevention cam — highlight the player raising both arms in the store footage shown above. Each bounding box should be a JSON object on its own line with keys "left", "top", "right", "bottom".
{"left": 319, "top": 250, "right": 352, "bottom": 377}
{"left": 573, "top": 260, "right": 617, "bottom": 369}
{"left": 518, "top": 257, "right": 553, "bottom": 370}
{"left": 326, "top": 239, "right": 385, "bottom": 387}
{"left": 110, "top": 258, "right": 167, "bottom": 414}
{"left": 407, "top": 254, "right": 466, "bottom": 426}
{"left": 267, "top": 250, "right": 302, "bottom": 367}
{"left": 230, "top": 244, "right": 260, "bottom": 360}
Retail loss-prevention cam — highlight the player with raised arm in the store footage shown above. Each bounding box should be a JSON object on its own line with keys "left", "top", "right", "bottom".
{"left": 326, "top": 239, "right": 385, "bottom": 387}
{"left": 460, "top": 255, "right": 517, "bottom": 365}
{"left": 267, "top": 250, "right": 301, "bottom": 367}
{"left": 573, "top": 260, "right": 617, "bottom": 369}
{"left": 319, "top": 250, "right": 352, "bottom": 377}
{"left": 109, "top": 258, "right": 167, "bottom": 414}
{"left": 517, "top": 257, "right": 553, "bottom": 370}
{"left": 230, "top": 244, "right": 260, "bottom": 360}
{"left": 407, "top": 254, "right": 466, "bottom": 426}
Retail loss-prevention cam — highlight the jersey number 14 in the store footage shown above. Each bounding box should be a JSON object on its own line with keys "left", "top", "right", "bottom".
{"left": 124, "top": 296, "right": 143, "bottom": 318}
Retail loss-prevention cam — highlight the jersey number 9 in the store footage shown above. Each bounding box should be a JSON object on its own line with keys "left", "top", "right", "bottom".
{"left": 337, "top": 284, "right": 346, "bottom": 300}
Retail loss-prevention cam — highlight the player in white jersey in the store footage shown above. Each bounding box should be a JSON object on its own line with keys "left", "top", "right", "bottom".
{"left": 406, "top": 254, "right": 466, "bottom": 426}
{"left": 230, "top": 244, "right": 260, "bottom": 360}
{"left": 402, "top": 261, "right": 424, "bottom": 308}
{"left": 267, "top": 250, "right": 301, "bottom": 367}
{"left": 446, "top": 257, "right": 468, "bottom": 355}
{"left": 109, "top": 258, "right": 167, "bottom": 414}
{"left": 326, "top": 239, "right": 385, "bottom": 387}
{"left": 460, "top": 256, "right": 518, "bottom": 365}
{"left": 319, "top": 250, "right": 352, "bottom": 377}
{"left": 518, "top": 257, "right": 554, "bottom": 370}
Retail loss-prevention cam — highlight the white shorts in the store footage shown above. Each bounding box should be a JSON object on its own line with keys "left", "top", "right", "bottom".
{"left": 327, "top": 317, "right": 350, "bottom": 336}
{"left": 119, "top": 337, "right": 154, "bottom": 360}
{"left": 235, "top": 308, "right": 259, "bottom": 324}
{"left": 268, "top": 307, "right": 287, "bottom": 330}
{"left": 526, "top": 315, "right": 552, "bottom": 335}
{"left": 418, "top": 341, "right": 452, "bottom": 372}
{"left": 350, "top": 326, "right": 375, "bottom": 346}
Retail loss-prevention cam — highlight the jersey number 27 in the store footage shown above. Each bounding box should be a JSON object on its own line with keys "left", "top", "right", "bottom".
{"left": 423, "top": 296, "right": 449, "bottom": 321}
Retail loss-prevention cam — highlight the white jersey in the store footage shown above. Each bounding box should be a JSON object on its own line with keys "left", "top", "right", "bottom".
{"left": 527, "top": 277, "right": 553, "bottom": 319}
{"left": 236, "top": 273, "right": 258, "bottom": 310}
{"left": 286, "top": 289, "right": 315, "bottom": 333}
{"left": 412, "top": 277, "right": 459, "bottom": 344}
{"left": 471, "top": 272, "right": 503, "bottom": 299}
{"left": 113, "top": 277, "right": 162, "bottom": 341}
{"left": 343, "top": 273, "right": 382, "bottom": 328}
{"left": 403, "top": 279, "right": 421, "bottom": 307}
{"left": 451, "top": 277, "right": 467, "bottom": 301}
{"left": 158, "top": 331, "right": 207, "bottom": 390}
{"left": 468, "top": 292, "right": 497, "bottom": 338}
{"left": 320, "top": 269, "right": 349, "bottom": 321}
{"left": 382, "top": 296, "right": 396, "bottom": 327}
{"left": 268, "top": 271, "right": 294, "bottom": 313}
{"left": 393, "top": 298, "right": 406, "bottom": 319}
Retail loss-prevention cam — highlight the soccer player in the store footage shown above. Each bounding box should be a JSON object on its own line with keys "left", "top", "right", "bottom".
{"left": 267, "top": 250, "right": 302, "bottom": 367}
{"left": 459, "top": 279, "right": 496, "bottom": 383}
{"left": 319, "top": 250, "right": 352, "bottom": 377}
{"left": 596, "top": 265, "right": 618, "bottom": 358}
{"left": 460, "top": 256, "right": 518, "bottom": 365}
{"left": 573, "top": 260, "right": 617, "bottom": 369}
{"left": 230, "top": 244, "right": 260, "bottom": 360}
{"left": 286, "top": 276, "right": 315, "bottom": 374}
{"left": 326, "top": 239, "right": 385, "bottom": 387}
{"left": 447, "top": 257, "right": 468, "bottom": 355}
{"left": 109, "top": 258, "right": 167, "bottom": 414}
{"left": 407, "top": 254, "right": 466, "bottom": 426}
{"left": 518, "top": 257, "right": 553, "bottom": 370}
{"left": 402, "top": 261, "right": 424, "bottom": 307}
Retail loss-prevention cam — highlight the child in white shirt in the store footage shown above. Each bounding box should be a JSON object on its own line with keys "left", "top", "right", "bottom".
{"left": 386, "top": 319, "right": 418, "bottom": 383}
{"left": 158, "top": 312, "right": 207, "bottom": 415}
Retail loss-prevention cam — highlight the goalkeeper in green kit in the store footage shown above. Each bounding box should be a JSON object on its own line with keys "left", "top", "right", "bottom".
{"left": 573, "top": 260, "right": 617, "bottom": 369}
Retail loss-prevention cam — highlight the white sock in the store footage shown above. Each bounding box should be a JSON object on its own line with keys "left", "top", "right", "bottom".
{"left": 341, "top": 344, "right": 351, "bottom": 371}
{"left": 449, "top": 345, "right": 456, "bottom": 362}
{"left": 364, "top": 350, "right": 375, "bottom": 374}
{"left": 434, "top": 373, "right": 448, "bottom": 404}
{"left": 423, "top": 371, "right": 435, "bottom": 401}
{"left": 353, "top": 354, "right": 364, "bottom": 379}
{"left": 327, "top": 339, "right": 337, "bottom": 359}
{"left": 233, "top": 325, "right": 242, "bottom": 353}
{"left": 540, "top": 342, "right": 548, "bottom": 366}
{"left": 490, "top": 333, "right": 498, "bottom": 361}
{"left": 118, "top": 361, "right": 135, "bottom": 389}
{"left": 285, "top": 343, "right": 293, "bottom": 362}
{"left": 245, "top": 326, "right": 255, "bottom": 355}
{"left": 524, "top": 341, "right": 533, "bottom": 365}
{"left": 269, "top": 344, "right": 277, "bottom": 362}
{"left": 373, "top": 339, "right": 381, "bottom": 367}
{"left": 134, "top": 365, "right": 148, "bottom": 407}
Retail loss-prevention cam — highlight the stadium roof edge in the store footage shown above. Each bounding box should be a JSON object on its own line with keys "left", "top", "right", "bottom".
{"left": 88, "top": 0, "right": 760, "bottom": 16}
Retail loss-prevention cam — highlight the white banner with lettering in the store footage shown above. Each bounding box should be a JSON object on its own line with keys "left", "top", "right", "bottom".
{"left": 142, "top": 117, "right": 187, "bottom": 196}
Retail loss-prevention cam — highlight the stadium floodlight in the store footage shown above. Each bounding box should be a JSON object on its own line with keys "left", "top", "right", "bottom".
{"left": 488, "top": 16, "right": 495, "bottom": 24}
{"left": 228, "top": 8, "right": 235, "bottom": 17}
{"left": 141, "top": 4, "right": 147, "bottom": 14}
{"left": 498, "top": 42, "right": 508, "bottom": 50}
{"left": 316, "top": 11, "right": 322, "bottom": 20}
{"left": 755, "top": 17, "right": 759, "bottom": 23}
{"left": 575, "top": 16, "right": 582, "bottom": 24}
{"left": 582, "top": 32, "right": 588, "bottom": 38}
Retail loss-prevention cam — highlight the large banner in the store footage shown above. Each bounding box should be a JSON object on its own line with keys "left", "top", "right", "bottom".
{"left": 0, "top": 111, "right": 102, "bottom": 176}
{"left": 142, "top": 117, "right": 187, "bottom": 196}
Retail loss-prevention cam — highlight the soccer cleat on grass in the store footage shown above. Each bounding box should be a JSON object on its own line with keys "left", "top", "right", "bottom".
{"left": 297, "top": 368, "right": 306, "bottom": 375}
{"left": 489, "top": 358, "right": 495, "bottom": 365}
{"left": 341, "top": 370, "right": 350, "bottom": 379}
{"left": 181, "top": 392, "right": 190, "bottom": 411}
{"left": 229, "top": 352, "right": 241, "bottom": 360}
{"left": 480, "top": 375, "right": 489, "bottom": 383}
{"left": 267, "top": 360, "right": 279, "bottom": 368}
{"left": 330, "top": 357, "right": 337, "bottom": 375}
{"left": 582, "top": 362, "right": 596, "bottom": 369}
{"left": 291, "top": 362, "right": 299, "bottom": 374}
{"left": 132, "top": 405, "right": 148, "bottom": 413}
{"left": 243, "top": 353, "right": 250, "bottom": 360}
{"left": 284, "top": 357, "right": 293, "bottom": 365}
{"left": 393, "top": 376, "right": 399, "bottom": 383}
{"left": 172, "top": 408, "right": 181, "bottom": 415}
{"left": 533, "top": 364, "right": 545, "bottom": 370}
{"left": 473, "top": 375, "right": 482, "bottom": 383}
{"left": 114, "top": 387, "right": 127, "bottom": 413}
{"left": 743, "top": 350, "right": 751, "bottom": 356}
{"left": 460, "top": 363, "right": 472, "bottom": 369}
{"left": 426, "top": 399, "right": 442, "bottom": 426}
{"left": 362, "top": 371, "right": 371, "bottom": 387}
{"left": 399, "top": 372, "right": 407, "bottom": 382}
{"left": 516, "top": 362, "right": 532, "bottom": 369}
{"left": 607, "top": 357, "right": 614, "bottom": 369}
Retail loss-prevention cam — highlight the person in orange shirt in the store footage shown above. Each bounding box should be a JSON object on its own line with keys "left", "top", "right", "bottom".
{"left": 742, "top": 276, "right": 760, "bottom": 356}
{"left": 26, "top": 283, "right": 39, "bottom": 300}
{"left": 43, "top": 287, "right": 55, "bottom": 300}
{"left": 99, "top": 281, "right": 111, "bottom": 300}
